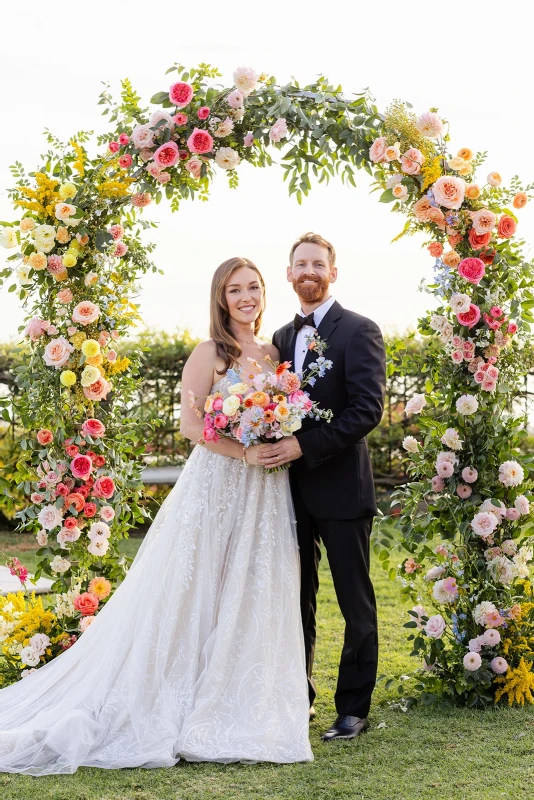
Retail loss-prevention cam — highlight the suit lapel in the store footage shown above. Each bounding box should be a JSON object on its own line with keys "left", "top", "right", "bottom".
{"left": 301, "top": 301, "right": 343, "bottom": 373}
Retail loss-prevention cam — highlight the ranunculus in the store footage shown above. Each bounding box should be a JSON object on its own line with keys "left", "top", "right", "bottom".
{"left": 93, "top": 475, "right": 116, "bottom": 499}
{"left": 43, "top": 337, "right": 74, "bottom": 368}
{"left": 425, "top": 614, "right": 446, "bottom": 638}
{"left": 432, "top": 175, "right": 466, "bottom": 209}
{"left": 490, "top": 657, "right": 508, "bottom": 674}
{"left": 442, "top": 250, "right": 461, "bottom": 268}
{"left": 462, "top": 467, "right": 478, "bottom": 483}
{"left": 81, "top": 418, "right": 106, "bottom": 438}
{"left": 187, "top": 128, "right": 214, "bottom": 155}
{"left": 169, "top": 81, "right": 194, "bottom": 108}
{"left": 513, "top": 192, "right": 528, "bottom": 209}
{"left": 153, "top": 141, "right": 179, "bottom": 168}
{"left": 463, "top": 652, "right": 482, "bottom": 671}
{"left": 269, "top": 118, "right": 289, "bottom": 142}
{"left": 215, "top": 147, "right": 240, "bottom": 170}
{"left": 369, "top": 137, "right": 387, "bottom": 163}
{"left": 404, "top": 393, "right": 426, "bottom": 416}
{"left": 401, "top": 148, "right": 424, "bottom": 175}
{"left": 428, "top": 242, "right": 443, "bottom": 258}
{"left": 74, "top": 592, "right": 99, "bottom": 616}
{"left": 458, "top": 257, "right": 485, "bottom": 285}
{"left": 497, "top": 215, "right": 517, "bottom": 239}
{"left": 487, "top": 171, "right": 502, "bottom": 187}
{"left": 417, "top": 111, "right": 444, "bottom": 138}
{"left": 233, "top": 66, "right": 258, "bottom": 96}
{"left": 465, "top": 183, "right": 481, "bottom": 200}
{"left": 457, "top": 304, "right": 481, "bottom": 329}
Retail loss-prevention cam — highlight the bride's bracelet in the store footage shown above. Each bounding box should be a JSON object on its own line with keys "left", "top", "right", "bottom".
{"left": 242, "top": 446, "right": 249, "bottom": 467}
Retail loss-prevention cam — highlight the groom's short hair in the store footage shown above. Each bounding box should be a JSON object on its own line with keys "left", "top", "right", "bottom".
{"left": 289, "top": 232, "right": 336, "bottom": 268}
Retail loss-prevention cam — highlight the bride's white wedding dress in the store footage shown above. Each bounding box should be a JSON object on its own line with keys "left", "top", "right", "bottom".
{"left": 0, "top": 372, "right": 312, "bottom": 775}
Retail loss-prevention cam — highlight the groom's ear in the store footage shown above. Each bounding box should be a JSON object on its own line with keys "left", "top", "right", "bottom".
{"left": 286, "top": 264, "right": 293, "bottom": 283}
{"left": 329, "top": 265, "right": 338, "bottom": 284}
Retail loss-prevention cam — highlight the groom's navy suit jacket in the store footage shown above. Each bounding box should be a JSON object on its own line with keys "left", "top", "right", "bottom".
{"left": 273, "top": 301, "right": 386, "bottom": 520}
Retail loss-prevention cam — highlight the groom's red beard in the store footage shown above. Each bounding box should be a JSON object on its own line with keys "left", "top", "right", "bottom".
{"left": 292, "top": 274, "right": 331, "bottom": 304}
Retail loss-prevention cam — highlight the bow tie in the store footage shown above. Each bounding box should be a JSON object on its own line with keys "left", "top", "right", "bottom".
{"left": 294, "top": 312, "right": 316, "bottom": 332}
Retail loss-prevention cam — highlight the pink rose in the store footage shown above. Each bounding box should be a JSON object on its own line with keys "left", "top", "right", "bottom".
{"left": 153, "top": 141, "right": 179, "bottom": 168}
{"left": 72, "top": 301, "right": 100, "bottom": 326}
{"left": 197, "top": 106, "right": 210, "bottom": 120}
{"left": 214, "top": 413, "right": 229, "bottom": 429}
{"left": 187, "top": 128, "right": 214, "bottom": 155}
{"left": 169, "top": 82, "right": 194, "bottom": 108}
{"left": 43, "top": 337, "right": 74, "bottom": 368}
{"left": 83, "top": 377, "right": 112, "bottom": 401}
{"left": 401, "top": 148, "right": 424, "bottom": 175}
{"left": 432, "top": 175, "right": 466, "bottom": 209}
{"left": 457, "top": 304, "right": 481, "bottom": 329}
{"left": 155, "top": 171, "right": 171, "bottom": 184}
{"left": 497, "top": 215, "right": 517, "bottom": 239}
{"left": 244, "top": 133, "right": 254, "bottom": 147}
{"left": 70, "top": 454, "right": 93, "bottom": 480}
{"left": 139, "top": 148, "right": 154, "bottom": 162}
{"left": 470, "top": 209, "right": 496, "bottom": 235}
{"left": 108, "top": 141, "right": 120, "bottom": 153}
{"left": 25, "top": 317, "right": 46, "bottom": 341}
{"left": 131, "top": 192, "right": 152, "bottom": 208}
{"left": 100, "top": 505, "right": 115, "bottom": 522}
{"left": 269, "top": 118, "right": 289, "bottom": 143}
{"left": 31, "top": 493, "right": 44, "bottom": 503}
{"left": 213, "top": 397, "right": 224, "bottom": 412}
{"left": 107, "top": 349, "right": 117, "bottom": 362}
{"left": 119, "top": 154, "right": 132, "bottom": 169}
{"left": 482, "top": 378, "right": 497, "bottom": 392}
{"left": 74, "top": 592, "right": 99, "bottom": 616}
{"left": 203, "top": 426, "right": 219, "bottom": 443}
{"left": 84, "top": 502, "right": 97, "bottom": 518}
{"left": 508, "top": 322, "right": 518, "bottom": 335}
{"left": 56, "top": 289, "right": 73, "bottom": 304}
{"left": 118, "top": 133, "right": 129, "bottom": 146}
{"left": 425, "top": 614, "right": 446, "bottom": 639}
{"left": 458, "top": 257, "right": 485, "bottom": 285}
{"left": 451, "top": 350, "right": 464, "bottom": 364}
{"left": 369, "top": 137, "right": 387, "bottom": 163}
{"left": 506, "top": 507, "right": 520, "bottom": 521}
{"left": 131, "top": 124, "right": 155, "bottom": 150}
{"left": 81, "top": 418, "right": 106, "bottom": 439}
{"left": 109, "top": 224, "right": 124, "bottom": 240}
{"left": 93, "top": 476, "right": 116, "bottom": 499}
{"left": 37, "top": 428, "right": 54, "bottom": 445}
{"left": 113, "top": 242, "right": 128, "bottom": 257}
{"left": 173, "top": 113, "right": 188, "bottom": 126}
{"left": 185, "top": 158, "right": 202, "bottom": 179}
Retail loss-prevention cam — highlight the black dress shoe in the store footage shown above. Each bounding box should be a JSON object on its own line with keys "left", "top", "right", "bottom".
{"left": 309, "top": 705, "right": 316, "bottom": 720}
{"left": 321, "top": 715, "right": 369, "bottom": 741}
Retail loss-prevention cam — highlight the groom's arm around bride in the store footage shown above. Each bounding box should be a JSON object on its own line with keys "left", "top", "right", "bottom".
{"left": 261, "top": 232, "right": 386, "bottom": 742}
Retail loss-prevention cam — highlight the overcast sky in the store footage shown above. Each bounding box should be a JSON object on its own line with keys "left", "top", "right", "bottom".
{"left": 1, "top": 1, "right": 533, "bottom": 344}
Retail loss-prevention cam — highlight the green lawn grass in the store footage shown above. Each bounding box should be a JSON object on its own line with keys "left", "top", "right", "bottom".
{"left": 1, "top": 530, "right": 533, "bottom": 800}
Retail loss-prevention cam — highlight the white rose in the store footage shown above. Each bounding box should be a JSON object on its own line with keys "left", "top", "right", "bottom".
{"left": 88, "top": 536, "right": 109, "bottom": 557}
{"left": 392, "top": 184, "right": 408, "bottom": 201}
{"left": 499, "top": 460, "right": 524, "bottom": 488}
{"left": 228, "top": 382, "right": 250, "bottom": 395}
{"left": 32, "top": 224, "right": 56, "bottom": 253}
{"left": 54, "top": 202, "right": 76, "bottom": 222}
{"left": 269, "top": 118, "right": 289, "bottom": 143}
{"left": 402, "top": 436, "right": 419, "bottom": 453}
{"left": 450, "top": 293, "right": 471, "bottom": 314}
{"left": 456, "top": 394, "right": 479, "bottom": 416}
{"left": 50, "top": 555, "right": 71, "bottom": 574}
{"left": 20, "top": 646, "right": 40, "bottom": 667}
{"left": 88, "top": 521, "right": 111, "bottom": 540}
{"left": 81, "top": 365, "right": 101, "bottom": 387}
{"left": 16, "top": 265, "right": 32, "bottom": 285}
{"left": 429, "top": 314, "right": 447, "bottom": 332}
{"left": 404, "top": 393, "right": 426, "bottom": 416}
{"left": 222, "top": 395, "right": 241, "bottom": 417}
{"left": 425, "top": 614, "right": 446, "bottom": 638}
{"left": 29, "top": 633, "right": 50, "bottom": 656}
{"left": 36, "top": 529, "right": 48, "bottom": 546}
{"left": 38, "top": 504, "right": 63, "bottom": 531}
{"left": 233, "top": 66, "right": 259, "bottom": 96}
{"left": 0, "top": 226, "right": 17, "bottom": 249}
{"left": 440, "top": 428, "right": 463, "bottom": 450}
{"left": 386, "top": 174, "right": 403, "bottom": 189}
{"left": 281, "top": 418, "right": 302, "bottom": 435}
{"left": 514, "top": 495, "right": 530, "bottom": 515}
{"left": 213, "top": 117, "right": 235, "bottom": 138}
{"left": 470, "top": 512, "right": 498, "bottom": 539}
{"left": 131, "top": 124, "right": 155, "bottom": 149}
{"left": 215, "top": 147, "right": 241, "bottom": 170}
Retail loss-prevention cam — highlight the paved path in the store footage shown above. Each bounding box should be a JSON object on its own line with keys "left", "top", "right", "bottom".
{"left": 142, "top": 466, "right": 183, "bottom": 484}
{"left": 0, "top": 566, "right": 54, "bottom": 597}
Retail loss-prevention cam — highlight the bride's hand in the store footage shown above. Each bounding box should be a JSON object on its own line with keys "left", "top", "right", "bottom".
{"left": 243, "top": 444, "right": 264, "bottom": 466}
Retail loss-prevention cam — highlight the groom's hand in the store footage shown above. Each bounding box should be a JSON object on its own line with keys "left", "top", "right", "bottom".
{"left": 259, "top": 438, "right": 303, "bottom": 468}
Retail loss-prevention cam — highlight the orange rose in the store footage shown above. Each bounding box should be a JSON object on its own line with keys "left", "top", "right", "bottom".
{"left": 251, "top": 391, "right": 269, "bottom": 407}
{"left": 457, "top": 148, "right": 473, "bottom": 161}
{"left": 413, "top": 196, "right": 433, "bottom": 222}
{"left": 427, "top": 207, "right": 446, "bottom": 230}
{"left": 65, "top": 492, "right": 85, "bottom": 512}
{"left": 465, "top": 184, "right": 481, "bottom": 200}
{"left": 442, "top": 251, "right": 461, "bottom": 268}
{"left": 513, "top": 192, "right": 528, "bottom": 209}
{"left": 73, "top": 592, "right": 99, "bottom": 616}
{"left": 468, "top": 228, "right": 492, "bottom": 250}
{"left": 479, "top": 248, "right": 496, "bottom": 266}
{"left": 497, "top": 215, "right": 517, "bottom": 239}
{"left": 428, "top": 242, "right": 443, "bottom": 258}
{"left": 447, "top": 232, "right": 463, "bottom": 248}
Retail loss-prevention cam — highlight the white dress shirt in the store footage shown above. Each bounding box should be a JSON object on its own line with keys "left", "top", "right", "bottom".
{"left": 294, "top": 295, "right": 336, "bottom": 374}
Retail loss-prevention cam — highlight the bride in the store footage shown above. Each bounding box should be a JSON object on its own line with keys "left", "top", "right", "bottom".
{"left": 0, "top": 256, "right": 313, "bottom": 775}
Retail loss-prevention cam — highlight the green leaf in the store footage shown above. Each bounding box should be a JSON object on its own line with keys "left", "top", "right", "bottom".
{"left": 379, "top": 189, "right": 395, "bottom": 203}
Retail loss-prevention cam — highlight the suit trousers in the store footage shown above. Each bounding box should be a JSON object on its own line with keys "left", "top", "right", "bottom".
{"left": 292, "top": 482, "right": 378, "bottom": 718}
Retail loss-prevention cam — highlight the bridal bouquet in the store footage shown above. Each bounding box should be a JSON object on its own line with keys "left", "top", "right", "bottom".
{"left": 193, "top": 349, "right": 333, "bottom": 471}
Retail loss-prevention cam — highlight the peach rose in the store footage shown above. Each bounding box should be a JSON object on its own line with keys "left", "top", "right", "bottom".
{"left": 72, "top": 301, "right": 100, "bottom": 326}
{"left": 43, "top": 337, "right": 74, "bottom": 368}
{"left": 57, "top": 288, "right": 73, "bottom": 304}
{"left": 487, "top": 171, "right": 502, "bottom": 187}
{"left": 83, "top": 377, "right": 112, "bottom": 401}
{"left": 369, "top": 137, "right": 387, "bottom": 163}
{"left": 465, "top": 184, "right": 481, "bottom": 200}
{"left": 81, "top": 418, "right": 106, "bottom": 438}
{"left": 432, "top": 176, "right": 466, "bottom": 209}
{"left": 384, "top": 143, "right": 401, "bottom": 161}
{"left": 447, "top": 231, "right": 463, "bottom": 248}
{"left": 471, "top": 209, "right": 496, "bottom": 235}
{"left": 497, "top": 215, "right": 517, "bottom": 239}
{"left": 442, "top": 250, "right": 461, "bottom": 268}
{"left": 73, "top": 592, "right": 99, "bottom": 616}
{"left": 37, "top": 429, "right": 54, "bottom": 445}
{"left": 427, "top": 207, "right": 446, "bottom": 230}
{"left": 457, "top": 148, "right": 473, "bottom": 161}
{"left": 413, "top": 196, "right": 432, "bottom": 221}
{"left": 513, "top": 192, "right": 528, "bottom": 209}
{"left": 428, "top": 242, "right": 444, "bottom": 258}
{"left": 392, "top": 184, "right": 408, "bottom": 201}
{"left": 401, "top": 148, "right": 424, "bottom": 175}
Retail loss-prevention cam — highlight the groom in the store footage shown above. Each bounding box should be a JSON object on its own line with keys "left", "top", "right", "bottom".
{"left": 261, "top": 232, "right": 386, "bottom": 741}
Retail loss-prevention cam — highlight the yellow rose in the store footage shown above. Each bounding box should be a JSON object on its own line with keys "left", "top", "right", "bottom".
{"left": 228, "top": 382, "right": 250, "bottom": 395}
{"left": 59, "top": 183, "right": 77, "bottom": 200}
{"left": 447, "top": 156, "right": 472, "bottom": 175}
{"left": 62, "top": 253, "right": 77, "bottom": 268}
{"left": 60, "top": 370, "right": 77, "bottom": 387}
{"left": 222, "top": 395, "right": 241, "bottom": 417}
{"left": 81, "top": 365, "right": 101, "bottom": 387}
{"left": 274, "top": 403, "right": 290, "bottom": 422}
{"left": 20, "top": 218, "right": 36, "bottom": 233}
{"left": 28, "top": 252, "right": 47, "bottom": 270}
{"left": 281, "top": 418, "right": 302, "bottom": 435}
{"left": 81, "top": 339, "right": 101, "bottom": 358}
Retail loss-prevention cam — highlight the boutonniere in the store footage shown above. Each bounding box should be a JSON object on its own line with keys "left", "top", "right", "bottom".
{"left": 304, "top": 331, "right": 329, "bottom": 356}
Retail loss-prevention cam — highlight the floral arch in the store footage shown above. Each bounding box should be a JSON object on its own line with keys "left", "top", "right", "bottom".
{"left": 1, "top": 64, "right": 533, "bottom": 706}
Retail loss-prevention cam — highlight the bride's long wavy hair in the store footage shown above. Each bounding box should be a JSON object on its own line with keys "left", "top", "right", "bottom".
{"left": 210, "top": 257, "right": 266, "bottom": 375}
